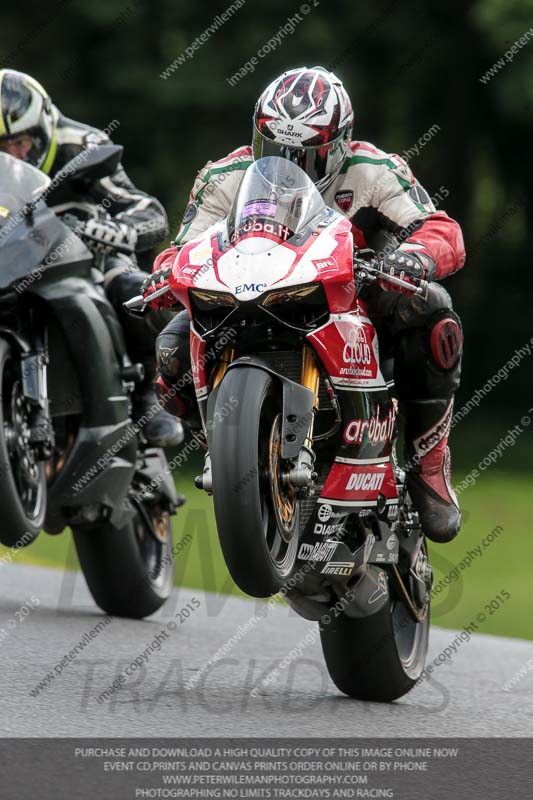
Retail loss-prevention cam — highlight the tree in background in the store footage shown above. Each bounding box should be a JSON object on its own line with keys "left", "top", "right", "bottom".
{"left": 0, "top": 0, "right": 531, "bottom": 460}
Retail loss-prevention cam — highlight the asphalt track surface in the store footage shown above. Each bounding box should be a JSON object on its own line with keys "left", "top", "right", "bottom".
{"left": 0, "top": 562, "right": 532, "bottom": 737}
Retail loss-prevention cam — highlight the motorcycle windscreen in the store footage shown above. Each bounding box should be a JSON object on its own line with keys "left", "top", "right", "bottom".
{"left": 227, "top": 156, "right": 325, "bottom": 254}
{"left": 0, "top": 153, "right": 50, "bottom": 237}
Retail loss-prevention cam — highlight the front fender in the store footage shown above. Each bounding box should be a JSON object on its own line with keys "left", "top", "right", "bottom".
{"left": 0, "top": 327, "right": 31, "bottom": 356}
{"left": 209, "top": 355, "right": 314, "bottom": 459}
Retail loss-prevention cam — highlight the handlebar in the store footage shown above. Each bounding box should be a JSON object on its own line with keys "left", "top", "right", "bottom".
{"left": 123, "top": 283, "right": 172, "bottom": 316}
{"left": 353, "top": 254, "right": 428, "bottom": 297}
{"left": 123, "top": 294, "right": 146, "bottom": 312}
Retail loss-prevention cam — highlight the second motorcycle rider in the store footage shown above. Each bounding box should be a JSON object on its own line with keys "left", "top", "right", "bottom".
{"left": 0, "top": 68, "right": 182, "bottom": 447}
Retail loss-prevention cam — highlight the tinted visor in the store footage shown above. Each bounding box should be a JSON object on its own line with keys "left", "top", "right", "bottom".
{"left": 253, "top": 128, "right": 346, "bottom": 188}
{"left": 25, "top": 125, "right": 50, "bottom": 168}
{"left": 1, "top": 74, "right": 33, "bottom": 126}
{"left": 0, "top": 125, "right": 50, "bottom": 169}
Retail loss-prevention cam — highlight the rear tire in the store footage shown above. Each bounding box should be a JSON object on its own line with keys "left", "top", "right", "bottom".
{"left": 320, "top": 579, "right": 429, "bottom": 702}
{"left": 73, "top": 504, "right": 173, "bottom": 618}
{"left": 211, "top": 367, "right": 299, "bottom": 598}
{"left": 0, "top": 339, "right": 46, "bottom": 547}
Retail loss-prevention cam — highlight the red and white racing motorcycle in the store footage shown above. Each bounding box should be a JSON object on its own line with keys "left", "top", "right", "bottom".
{"left": 128, "top": 156, "right": 433, "bottom": 701}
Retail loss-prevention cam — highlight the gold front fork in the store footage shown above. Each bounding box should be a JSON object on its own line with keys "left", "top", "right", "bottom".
{"left": 300, "top": 345, "right": 320, "bottom": 446}
{"left": 210, "top": 345, "right": 236, "bottom": 389}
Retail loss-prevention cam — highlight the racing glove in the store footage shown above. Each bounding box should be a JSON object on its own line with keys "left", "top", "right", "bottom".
{"left": 78, "top": 218, "right": 138, "bottom": 255}
{"left": 141, "top": 266, "right": 178, "bottom": 310}
{"left": 379, "top": 250, "right": 435, "bottom": 293}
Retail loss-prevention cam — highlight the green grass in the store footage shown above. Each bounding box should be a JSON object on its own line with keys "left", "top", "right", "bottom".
{"left": 1, "top": 468, "right": 530, "bottom": 640}
{"left": 428, "top": 472, "right": 532, "bottom": 641}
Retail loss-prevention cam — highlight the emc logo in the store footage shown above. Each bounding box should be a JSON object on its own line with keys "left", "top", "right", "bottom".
{"left": 235, "top": 283, "right": 267, "bottom": 295}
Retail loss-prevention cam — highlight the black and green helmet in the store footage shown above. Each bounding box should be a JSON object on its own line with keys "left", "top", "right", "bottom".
{"left": 0, "top": 69, "right": 57, "bottom": 173}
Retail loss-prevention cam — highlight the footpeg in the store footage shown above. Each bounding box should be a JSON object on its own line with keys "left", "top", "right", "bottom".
{"left": 121, "top": 362, "right": 145, "bottom": 384}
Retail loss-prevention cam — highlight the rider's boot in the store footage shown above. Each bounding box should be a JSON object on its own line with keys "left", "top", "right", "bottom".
{"left": 154, "top": 374, "right": 203, "bottom": 433}
{"left": 404, "top": 398, "right": 461, "bottom": 543}
{"left": 134, "top": 357, "right": 184, "bottom": 447}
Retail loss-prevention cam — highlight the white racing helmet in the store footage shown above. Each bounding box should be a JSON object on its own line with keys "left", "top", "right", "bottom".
{"left": 253, "top": 66, "right": 354, "bottom": 193}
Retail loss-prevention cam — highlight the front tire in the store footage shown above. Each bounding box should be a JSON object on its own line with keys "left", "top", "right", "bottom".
{"left": 0, "top": 339, "right": 46, "bottom": 547}
{"left": 72, "top": 503, "right": 174, "bottom": 618}
{"left": 211, "top": 367, "right": 299, "bottom": 598}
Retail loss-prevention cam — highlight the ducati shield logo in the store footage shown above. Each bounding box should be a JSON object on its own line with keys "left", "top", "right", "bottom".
{"left": 182, "top": 202, "right": 198, "bottom": 225}
{"left": 335, "top": 190, "right": 354, "bottom": 213}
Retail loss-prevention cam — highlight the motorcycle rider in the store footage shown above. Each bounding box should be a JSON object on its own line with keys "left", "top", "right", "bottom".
{"left": 142, "top": 67, "right": 465, "bottom": 543}
{"left": 0, "top": 69, "right": 182, "bottom": 446}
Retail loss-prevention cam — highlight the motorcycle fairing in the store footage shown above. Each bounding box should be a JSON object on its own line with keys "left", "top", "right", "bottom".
{"left": 169, "top": 213, "right": 355, "bottom": 313}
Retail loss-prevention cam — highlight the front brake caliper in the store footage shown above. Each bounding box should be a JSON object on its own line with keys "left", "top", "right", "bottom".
{"left": 283, "top": 444, "right": 317, "bottom": 495}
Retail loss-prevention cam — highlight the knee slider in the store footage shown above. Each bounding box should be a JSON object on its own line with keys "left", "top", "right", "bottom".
{"left": 156, "top": 332, "right": 188, "bottom": 380}
{"left": 429, "top": 312, "right": 463, "bottom": 370}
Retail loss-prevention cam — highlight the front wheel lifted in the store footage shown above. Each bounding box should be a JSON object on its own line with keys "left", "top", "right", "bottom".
{"left": 72, "top": 502, "right": 174, "bottom": 619}
{"left": 211, "top": 367, "right": 299, "bottom": 598}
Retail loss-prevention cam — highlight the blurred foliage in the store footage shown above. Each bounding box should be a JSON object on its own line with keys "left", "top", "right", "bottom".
{"left": 0, "top": 0, "right": 532, "bottom": 450}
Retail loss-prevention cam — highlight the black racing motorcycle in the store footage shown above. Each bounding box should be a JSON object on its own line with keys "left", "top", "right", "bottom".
{"left": 0, "top": 148, "right": 182, "bottom": 618}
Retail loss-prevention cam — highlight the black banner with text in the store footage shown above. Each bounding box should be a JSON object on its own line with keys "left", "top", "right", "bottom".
{"left": 0, "top": 737, "right": 529, "bottom": 799}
